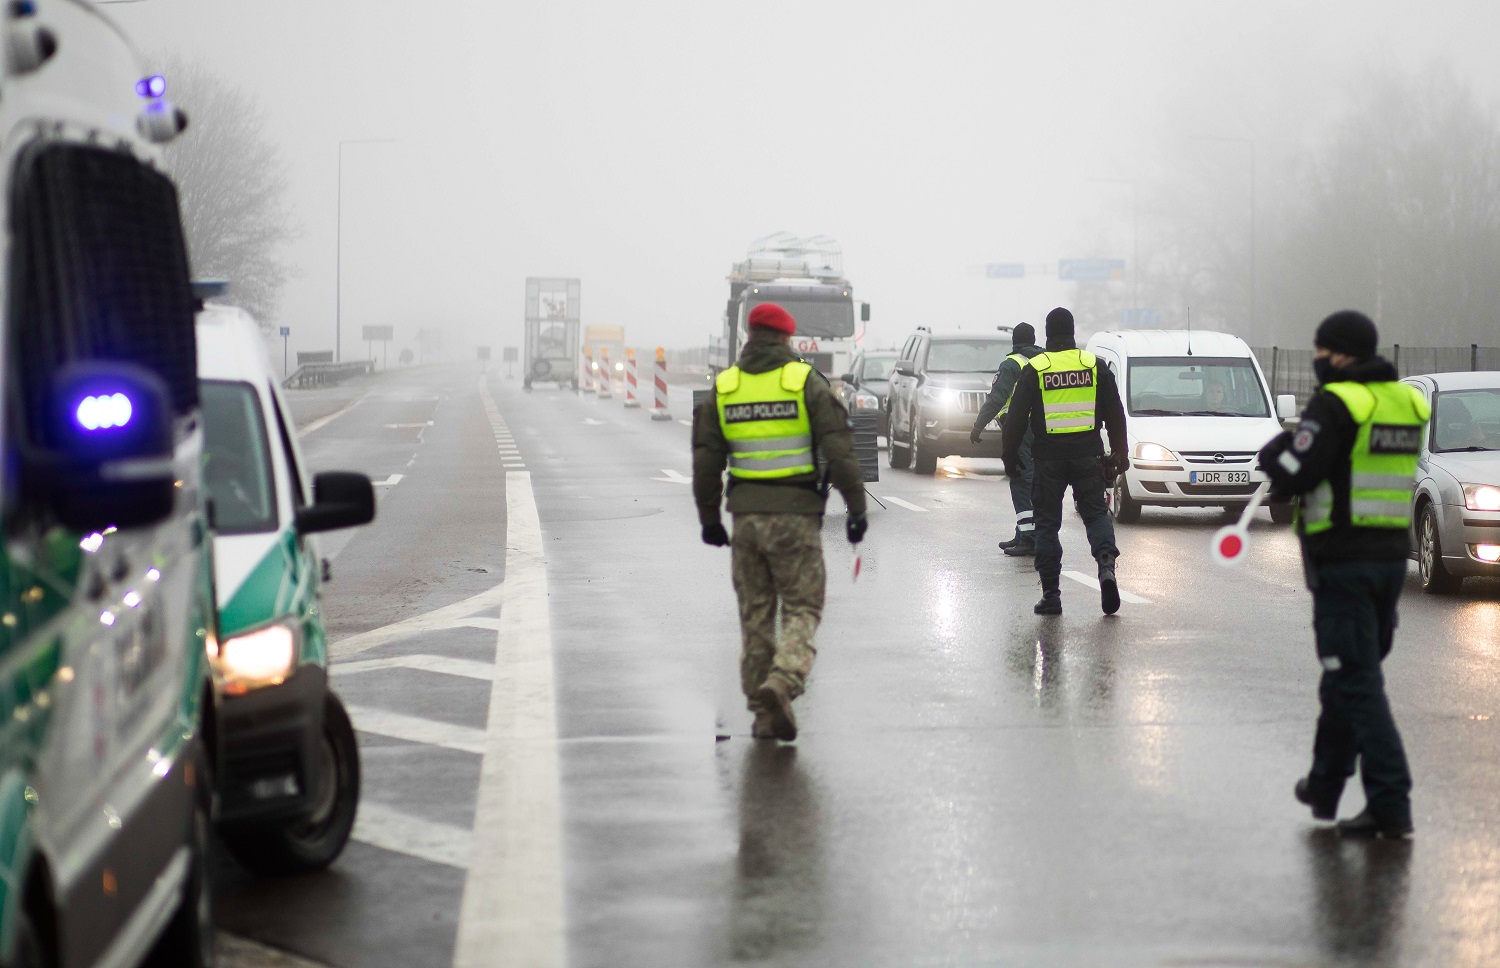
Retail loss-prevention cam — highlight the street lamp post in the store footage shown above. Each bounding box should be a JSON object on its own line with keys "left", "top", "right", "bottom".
{"left": 336, "top": 138, "right": 396, "bottom": 362}
{"left": 1194, "top": 135, "right": 1257, "bottom": 339}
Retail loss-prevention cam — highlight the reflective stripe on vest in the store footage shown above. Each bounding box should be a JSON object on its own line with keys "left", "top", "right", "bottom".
{"left": 997, "top": 352, "right": 1032, "bottom": 421}
{"left": 715, "top": 362, "right": 816, "bottom": 480}
{"left": 1031, "top": 349, "right": 1099, "bottom": 435}
{"left": 1297, "top": 381, "right": 1430, "bottom": 535}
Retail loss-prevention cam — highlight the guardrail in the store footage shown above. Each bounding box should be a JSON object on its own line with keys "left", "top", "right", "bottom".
{"left": 282, "top": 360, "right": 374, "bottom": 389}
{"left": 1252, "top": 344, "right": 1500, "bottom": 405}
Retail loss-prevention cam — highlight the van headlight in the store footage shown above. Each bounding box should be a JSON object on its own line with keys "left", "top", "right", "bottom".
{"left": 1464, "top": 484, "right": 1500, "bottom": 512}
{"left": 218, "top": 622, "right": 297, "bottom": 693}
{"left": 1134, "top": 442, "right": 1178, "bottom": 463}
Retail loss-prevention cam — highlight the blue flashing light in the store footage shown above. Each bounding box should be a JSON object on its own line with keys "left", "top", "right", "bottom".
{"left": 76, "top": 393, "right": 134, "bottom": 432}
{"left": 136, "top": 75, "right": 167, "bottom": 100}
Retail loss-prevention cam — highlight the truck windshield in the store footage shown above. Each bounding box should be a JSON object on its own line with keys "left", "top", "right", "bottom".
{"left": 748, "top": 298, "right": 854, "bottom": 338}
{"left": 201, "top": 380, "right": 279, "bottom": 535}
{"left": 1127, "top": 357, "right": 1270, "bottom": 417}
{"left": 926, "top": 340, "right": 1010, "bottom": 373}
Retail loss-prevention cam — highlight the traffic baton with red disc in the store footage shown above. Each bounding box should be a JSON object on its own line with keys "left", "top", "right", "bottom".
{"left": 1211, "top": 483, "right": 1270, "bottom": 567}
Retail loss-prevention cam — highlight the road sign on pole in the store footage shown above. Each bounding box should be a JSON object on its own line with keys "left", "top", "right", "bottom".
{"left": 279, "top": 326, "right": 291, "bottom": 376}
{"left": 1121, "top": 308, "right": 1163, "bottom": 327}
{"left": 985, "top": 263, "right": 1026, "bottom": 279}
{"left": 1059, "top": 259, "right": 1126, "bottom": 282}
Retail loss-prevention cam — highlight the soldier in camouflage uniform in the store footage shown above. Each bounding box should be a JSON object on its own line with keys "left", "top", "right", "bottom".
{"left": 693, "top": 303, "right": 868, "bottom": 742}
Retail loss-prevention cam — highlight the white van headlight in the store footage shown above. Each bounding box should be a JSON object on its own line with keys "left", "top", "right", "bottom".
{"left": 219, "top": 622, "right": 297, "bottom": 693}
{"left": 1134, "top": 442, "right": 1178, "bottom": 463}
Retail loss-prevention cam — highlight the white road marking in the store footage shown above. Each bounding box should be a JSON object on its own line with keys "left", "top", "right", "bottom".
{"left": 1062, "top": 570, "right": 1153, "bottom": 604}
{"left": 881, "top": 496, "right": 928, "bottom": 512}
{"left": 296, "top": 392, "right": 370, "bottom": 439}
{"left": 652, "top": 469, "right": 692, "bottom": 485}
{"left": 330, "top": 583, "right": 512, "bottom": 660}
{"left": 335, "top": 654, "right": 496, "bottom": 682}
{"left": 677, "top": 419, "right": 693, "bottom": 427}
{"left": 385, "top": 421, "right": 435, "bottom": 429}
{"left": 345, "top": 705, "right": 487, "bottom": 755}
{"left": 455, "top": 468, "right": 564, "bottom": 968}
{"left": 352, "top": 801, "right": 474, "bottom": 870}
{"left": 219, "top": 934, "right": 331, "bottom": 968}
{"left": 373, "top": 474, "right": 404, "bottom": 487}
{"left": 583, "top": 418, "right": 605, "bottom": 426}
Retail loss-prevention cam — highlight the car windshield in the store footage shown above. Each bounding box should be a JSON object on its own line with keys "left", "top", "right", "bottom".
{"left": 201, "top": 380, "right": 279, "bottom": 535}
{"left": 926, "top": 340, "right": 1009, "bottom": 373}
{"left": 1432, "top": 388, "right": 1500, "bottom": 453}
{"left": 1126, "top": 357, "right": 1270, "bottom": 417}
{"left": 862, "top": 356, "right": 897, "bottom": 381}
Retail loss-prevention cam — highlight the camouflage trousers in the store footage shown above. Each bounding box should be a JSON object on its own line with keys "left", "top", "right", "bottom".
{"left": 731, "top": 513, "right": 826, "bottom": 711}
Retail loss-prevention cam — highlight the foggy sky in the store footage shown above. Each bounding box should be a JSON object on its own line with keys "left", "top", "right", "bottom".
{"left": 109, "top": 1, "right": 1500, "bottom": 360}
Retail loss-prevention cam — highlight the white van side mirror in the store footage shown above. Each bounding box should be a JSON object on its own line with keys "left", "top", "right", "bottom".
{"left": 1276, "top": 394, "right": 1298, "bottom": 421}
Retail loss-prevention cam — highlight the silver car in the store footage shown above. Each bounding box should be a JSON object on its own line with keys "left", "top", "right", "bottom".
{"left": 1404, "top": 372, "right": 1500, "bottom": 593}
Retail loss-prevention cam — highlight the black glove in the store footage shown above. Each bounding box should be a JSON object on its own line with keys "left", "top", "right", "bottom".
{"left": 969, "top": 427, "right": 984, "bottom": 445}
{"left": 701, "top": 522, "right": 730, "bottom": 547}
{"left": 1001, "top": 455, "right": 1022, "bottom": 478}
{"left": 1105, "top": 451, "right": 1129, "bottom": 478}
{"left": 846, "top": 513, "right": 868, "bottom": 545}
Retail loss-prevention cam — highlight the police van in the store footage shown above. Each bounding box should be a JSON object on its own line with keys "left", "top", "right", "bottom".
{"left": 195, "top": 304, "right": 374, "bottom": 874}
{"left": 0, "top": 2, "right": 217, "bottom": 965}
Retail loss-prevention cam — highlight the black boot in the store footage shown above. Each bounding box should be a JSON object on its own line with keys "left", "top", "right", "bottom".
{"left": 1097, "top": 553, "right": 1120, "bottom": 615}
{"left": 999, "top": 536, "right": 1019, "bottom": 551}
{"left": 1294, "top": 777, "right": 1338, "bottom": 822}
{"left": 1336, "top": 807, "right": 1413, "bottom": 839}
{"left": 1004, "top": 537, "right": 1037, "bottom": 558}
{"left": 1034, "top": 584, "right": 1062, "bottom": 615}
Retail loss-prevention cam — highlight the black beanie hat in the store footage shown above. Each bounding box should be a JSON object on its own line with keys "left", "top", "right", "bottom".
{"left": 1012, "top": 322, "right": 1035, "bottom": 347}
{"left": 1045, "top": 307, "right": 1075, "bottom": 340}
{"left": 1314, "top": 310, "right": 1378, "bottom": 358}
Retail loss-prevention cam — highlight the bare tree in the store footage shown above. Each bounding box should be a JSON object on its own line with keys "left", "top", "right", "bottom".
{"left": 154, "top": 55, "right": 297, "bottom": 326}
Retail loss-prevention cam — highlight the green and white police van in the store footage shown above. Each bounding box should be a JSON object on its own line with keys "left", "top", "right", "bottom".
{"left": 195, "top": 304, "right": 374, "bottom": 875}
{"left": 0, "top": 2, "right": 218, "bottom": 966}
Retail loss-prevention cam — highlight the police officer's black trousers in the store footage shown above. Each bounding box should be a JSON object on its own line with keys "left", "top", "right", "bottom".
{"left": 1307, "top": 558, "right": 1412, "bottom": 828}
{"left": 1008, "top": 434, "right": 1034, "bottom": 540}
{"left": 1031, "top": 456, "right": 1119, "bottom": 592}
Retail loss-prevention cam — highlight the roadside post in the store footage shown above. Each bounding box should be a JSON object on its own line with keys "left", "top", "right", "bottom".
{"left": 279, "top": 325, "right": 290, "bottom": 377}
{"left": 651, "top": 347, "right": 672, "bottom": 421}
{"left": 597, "top": 346, "right": 613, "bottom": 399}
{"left": 624, "top": 348, "right": 641, "bottom": 408}
{"left": 581, "top": 344, "right": 594, "bottom": 394}
{"left": 503, "top": 346, "right": 518, "bottom": 379}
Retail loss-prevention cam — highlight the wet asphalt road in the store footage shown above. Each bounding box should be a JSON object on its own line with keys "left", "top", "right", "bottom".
{"left": 223, "top": 363, "right": 1500, "bottom": 968}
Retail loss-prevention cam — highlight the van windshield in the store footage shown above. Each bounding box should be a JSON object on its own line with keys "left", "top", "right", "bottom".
{"left": 201, "top": 380, "right": 279, "bottom": 535}
{"left": 1127, "top": 357, "right": 1270, "bottom": 417}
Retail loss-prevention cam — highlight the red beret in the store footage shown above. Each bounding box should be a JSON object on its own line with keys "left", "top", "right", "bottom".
{"left": 748, "top": 303, "right": 796, "bottom": 335}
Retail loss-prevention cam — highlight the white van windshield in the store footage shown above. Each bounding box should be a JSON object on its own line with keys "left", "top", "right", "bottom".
{"left": 1127, "top": 357, "right": 1270, "bottom": 418}
{"left": 202, "top": 380, "right": 279, "bottom": 535}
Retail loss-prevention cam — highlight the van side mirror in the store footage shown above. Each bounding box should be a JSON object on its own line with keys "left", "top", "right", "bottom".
{"left": 894, "top": 360, "right": 916, "bottom": 377}
{"left": 38, "top": 362, "right": 177, "bottom": 533}
{"left": 1276, "top": 394, "right": 1298, "bottom": 421}
{"left": 861, "top": 302, "right": 871, "bottom": 323}
{"left": 296, "top": 472, "right": 376, "bottom": 535}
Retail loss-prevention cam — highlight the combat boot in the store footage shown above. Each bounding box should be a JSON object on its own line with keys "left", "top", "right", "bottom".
{"left": 753, "top": 678, "right": 798, "bottom": 742}
{"left": 1097, "top": 553, "right": 1120, "bottom": 615}
{"left": 1335, "top": 807, "right": 1413, "bottom": 840}
{"left": 1294, "top": 776, "right": 1338, "bottom": 822}
{"left": 751, "top": 711, "right": 777, "bottom": 740}
{"left": 1034, "top": 583, "right": 1062, "bottom": 615}
{"left": 1004, "top": 537, "right": 1037, "bottom": 558}
{"left": 999, "top": 536, "right": 1019, "bottom": 551}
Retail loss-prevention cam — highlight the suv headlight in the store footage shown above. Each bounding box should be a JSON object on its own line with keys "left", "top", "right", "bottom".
{"left": 217, "top": 621, "right": 297, "bottom": 694}
{"left": 1133, "top": 442, "right": 1179, "bottom": 463}
{"left": 1463, "top": 483, "right": 1500, "bottom": 512}
{"left": 920, "top": 386, "right": 959, "bottom": 409}
{"left": 853, "top": 390, "right": 880, "bottom": 410}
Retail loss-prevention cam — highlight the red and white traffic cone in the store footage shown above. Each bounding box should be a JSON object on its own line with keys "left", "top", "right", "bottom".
{"left": 624, "top": 348, "right": 641, "bottom": 408}
{"left": 581, "top": 346, "right": 595, "bottom": 393}
{"left": 651, "top": 346, "right": 672, "bottom": 421}
{"left": 597, "top": 347, "right": 613, "bottom": 399}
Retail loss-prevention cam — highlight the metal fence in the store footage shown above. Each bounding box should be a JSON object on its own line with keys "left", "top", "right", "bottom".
{"left": 282, "top": 360, "right": 374, "bottom": 389}
{"left": 1251, "top": 344, "right": 1500, "bottom": 405}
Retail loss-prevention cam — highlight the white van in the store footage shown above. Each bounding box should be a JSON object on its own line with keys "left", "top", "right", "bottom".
{"left": 1084, "top": 330, "right": 1297, "bottom": 523}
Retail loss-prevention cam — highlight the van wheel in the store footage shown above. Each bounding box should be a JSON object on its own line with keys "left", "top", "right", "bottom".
{"left": 223, "top": 692, "right": 360, "bottom": 876}
{"left": 1112, "top": 475, "right": 1142, "bottom": 524}
{"left": 13, "top": 909, "right": 46, "bottom": 968}
{"left": 144, "top": 749, "right": 214, "bottom": 968}
{"left": 1419, "top": 503, "right": 1463, "bottom": 595}
{"left": 1269, "top": 503, "right": 1295, "bottom": 525}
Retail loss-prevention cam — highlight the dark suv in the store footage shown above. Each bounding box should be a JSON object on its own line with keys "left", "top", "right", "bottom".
{"left": 887, "top": 329, "right": 1013, "bottom": 474}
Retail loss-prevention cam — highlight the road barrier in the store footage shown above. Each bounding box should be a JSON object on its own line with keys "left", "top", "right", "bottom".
{"left": 597, "top": 347, "right": 613, "bottom": 399}
{"left": 282, "top": 360, "right": 374, "bottom": 389}
{"left": 651, "top": 347, "right": 672, "bottom": 421}
{"left": 581, "top": 347, "right": 595, "bottom": 394}
{"left": 624, "top": 348, "right": 641, "bottom": 408}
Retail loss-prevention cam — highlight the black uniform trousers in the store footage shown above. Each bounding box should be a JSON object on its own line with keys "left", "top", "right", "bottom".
{"left": 1305, "top": 558, "right": 1413, "bottom": 827}
{"left": 1009, "top": 433, "right": 1035, "bottom": 540}
{"left": 1031, "top": 455, "right": 1119, "bottom": 592}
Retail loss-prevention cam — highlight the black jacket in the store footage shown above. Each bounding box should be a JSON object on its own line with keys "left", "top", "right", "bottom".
{"left": 1002, "top": 339, "right": 1127, "bottom": 461}
{"left": 973, "top": 343, "right": 1044, "bottom": 433}
{"left": 1257, "top": 356, "right": 1410, "bottom": 561}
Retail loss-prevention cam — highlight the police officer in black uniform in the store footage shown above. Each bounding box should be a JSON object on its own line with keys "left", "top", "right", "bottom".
{"left": 1002, "top": 308, "right": 1129, "bottom": 616}
{"left": 970, "top": 322, "right": 1045, "bottom": 555}
{"left": 1258, "top": 311, "right": 1427, "bottom": 838}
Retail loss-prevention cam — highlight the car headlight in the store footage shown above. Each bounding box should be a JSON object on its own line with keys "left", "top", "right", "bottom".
{"left": 218, "top": 622, "right": 297, "bottom": 693}
{"left": 853, "top": 390, "right": 880, "bottom": 410}
{"left": 921, "top": 386, "right": 959, "bottom": 409}
{"left": 1463, "top": 483, "right": 1500, "bottom": 512}
{"left": 1134, "top": 442, "right": 1178, "bottom": 463}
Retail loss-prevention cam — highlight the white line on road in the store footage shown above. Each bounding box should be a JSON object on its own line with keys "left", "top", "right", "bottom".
{"left": 345, "top": 705, "right": 487, "bottom": 755}
{"left": 881, "top": 496, "right": 929, "bottom": 512}
{"left": 677, "top": 419, "right": 693, "bottom": 427}
{"left": 373, "top": 474, "right": 405, "bottom": 487}
{"left": 335, "top": 654, "right": 496, "bottom": 682}
{"left": 454, "top": 469, "right": 564, "bottom": 968}
{"left": 1062, "top": 570, "right": 1153, "bottom": 605}
{"left": 652, "top": 469, "right": 692, "bottom": 485}
{"left": 218, "top": 934, "right": 332, "bottom": 968}
{"left": 385, "top": 422, "right": 435, "bottom": 429}
{"left": 296, "top": 392, "right": 370, "bottom": 439}
{"left": 352, "top": 801, "right": 474, "bottom": 870}
{"left": 583, "top": 418, "right": 605, "bottom": 426}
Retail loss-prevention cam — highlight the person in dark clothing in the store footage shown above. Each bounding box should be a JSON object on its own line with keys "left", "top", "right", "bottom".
{"left": 1258, "top": 310, "right": 1428, "bottom": 838}
{"left": 970, "top": 322, "right": 1045, "bottom": 554}
{"left": 1002, "top": 308, "right": 1128, "bottom": 615}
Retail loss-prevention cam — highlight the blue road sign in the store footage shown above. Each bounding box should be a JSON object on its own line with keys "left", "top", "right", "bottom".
{"left": 1121, "top": 308, "right": 1163, "bottom": 327}
{"left": 1059, "top": 258, "right": 1126, "bottom": 282}
{"left": 985, "top": 263, "right": 1026, "bottom": 279}
{"left": 279, "top": 326, "right": 291, "bottom": 337}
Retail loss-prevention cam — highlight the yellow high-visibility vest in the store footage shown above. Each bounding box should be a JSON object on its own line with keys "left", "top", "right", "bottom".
{"left": 715, "top": 362, "right": 816, "bottom": 480}
{"left": 1030, "top": 348, "right": 1099, "bottom": 435}
{"left": 1298, "top": 381, "right": 1429, "bottom": 534}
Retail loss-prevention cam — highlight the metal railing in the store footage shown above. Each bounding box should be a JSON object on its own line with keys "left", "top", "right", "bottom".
{"left": 1251, "top": 344, "right": 1500, "bottom": 405}
{"left": 282, "top": 360, "right": 373, "bottom": 389}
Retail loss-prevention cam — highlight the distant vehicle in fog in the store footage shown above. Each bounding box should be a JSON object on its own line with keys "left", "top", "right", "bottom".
{"left": 887, "top": 328, "right": 1013, "bottom": 474}
{"left": 839, "top": 349, "right": 898, "bottom": 438}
